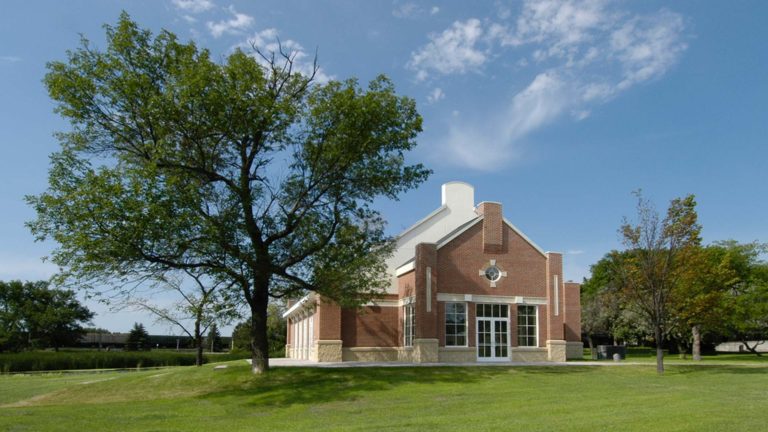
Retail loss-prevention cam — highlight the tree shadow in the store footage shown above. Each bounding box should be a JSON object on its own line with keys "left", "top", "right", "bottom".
{"left": 669, "top": 364, "right": 768, "bottom": 375}
{"left": 198, "top": 365, "right": 592, "bottom": 407}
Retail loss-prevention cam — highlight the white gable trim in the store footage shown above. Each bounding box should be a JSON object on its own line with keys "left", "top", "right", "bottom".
{"left": 282, "top": 293, "right": 316, "bottom": 319}
{"left": 395, "top": 261, "right": 415, "bottom": 276}
{"left": 435, "top": 216, "right": 484, "bottom": 250}
{"left": 395, "top": 205, "right": 448, "bottom": 240}
{"left": 503, "top": 218, "right": 546, "bottom": 257}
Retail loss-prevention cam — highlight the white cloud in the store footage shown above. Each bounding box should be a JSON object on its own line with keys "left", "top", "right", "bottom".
{"left": 207, "top": 6, "right": 254, "bottom": 38}
{"left": 171, "top": 0, "right": 214, "bottom": 13}
{"left": 415, "top": 0, "right": 688, "bottom": 170}
{"left": 408, "top": 18, "right": 488, "bottom": 81}
{"left": 610, "top": 10, "right": 687, "bottom": 90}
{"left": 567, "top": 249, "right": 585, "bottom": 255}
{"left": 235, "top": 29, "right": 333, "bottom": 83}
{"left": 392, "top": 2, "right": 439, "bottom": 19}
{"left": 444, "top": 71, "right": 571, "bottom": 170}
{"left": 393, "top": 2, "right": 420, "bottom": 19}
{"left": 0, "top": 56, "right": 22, "bottom": 63}
{"left": 426, "top": 87, "right": 445, "bottom": 103}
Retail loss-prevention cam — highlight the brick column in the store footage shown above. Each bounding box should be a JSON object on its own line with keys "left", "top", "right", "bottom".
{"left": 546, "top": 252, "right": 566, "bottom": 361}
{"left": 315, "top": 297, "right": 342, "bottom": 362}
{"left": 414, "top": 243, "right": 439, "bottom": 362}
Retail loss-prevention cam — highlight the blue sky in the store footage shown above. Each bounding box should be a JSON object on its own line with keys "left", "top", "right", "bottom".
{"left": 1, "top": 0, "right": 766, "bottom": 334}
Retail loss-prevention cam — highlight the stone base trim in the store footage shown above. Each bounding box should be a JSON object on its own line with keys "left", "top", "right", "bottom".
{"left": 342, "top": 347, "right": 401, "bottom": 362}
{"left": 565, "top": 341, "right": 584, "bottom": 360}
{"left": 315, "top": 340, "right": 343, "bottom": 362}
{"left": 413, "top": 339, "right": 439, "bottom": 363}
{"left": 547, "top": 340, "right": 568, "bottom": 362}
{"left": 438, "top": 347, "right": 475, "bottom": 363}
{"left": 511, "top": 347, "right": 548, "bottom": 362}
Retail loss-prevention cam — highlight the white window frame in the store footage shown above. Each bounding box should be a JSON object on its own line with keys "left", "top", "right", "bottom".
{"left": 444, "top": 302, "right": 468, "bottom": 347}
{"left": 404, "top": 304, "right": 415, "bottom": 347}
{"left": 517, "top": 305, "right": 538, "bottom": 347}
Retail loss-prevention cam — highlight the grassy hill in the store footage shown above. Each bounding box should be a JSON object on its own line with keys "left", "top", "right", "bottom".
{"left": 1, "top": 360, "right": 767, "bottom": 431}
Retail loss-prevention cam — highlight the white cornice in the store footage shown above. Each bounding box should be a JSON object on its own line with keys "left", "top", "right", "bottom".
{"left": 435, "top": 216, "right": 484, "bottom": 250}
{"left": 503, "top": 218, "right": 546, "bottom": 257}
{"left": 395, "top": 260, "right": 415, "bottom": 276}
{"left": 395, "top": 205, "right": 448, "bottom": 240}
{"left": 282, "top": 293, "right": 316, "bottom": 318}
{"left": 437, "top": 293, "right": 547, "bottom": 305}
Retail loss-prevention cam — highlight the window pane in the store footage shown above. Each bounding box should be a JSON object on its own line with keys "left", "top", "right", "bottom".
{"left": 445, "top": 302, "right": 467, "bottom": 346}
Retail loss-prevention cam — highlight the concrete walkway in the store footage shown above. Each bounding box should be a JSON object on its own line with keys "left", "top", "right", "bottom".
{"left": 265, "top": 358, "right": 651, "bottom": 368}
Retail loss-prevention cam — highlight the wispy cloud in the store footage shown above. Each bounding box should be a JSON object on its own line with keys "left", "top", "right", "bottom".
{"left": 0, "top": 56, "right": 22, "bottom": 63}
{"left": 171, "top": 0, "right": 215, "bottom": 13}
{"left": 234, "top": 29, "right": 333, "bottom": 83}
{"left": 567, "top": 249, "right": 585, "bottom": 255}
{"left": 426, "top": 87, "right": 445, "bottom": 103}
{"left": 409, "top": 0, "right": 688, "bottom": 170}
{"left": 207, "top": 6, "right": 254, "bottom": 38}
{"left": 392, "top": 1, "right": 440, "bottom": 19}
{"left": 407, "top": 18, "right": 489, "bottom": 81}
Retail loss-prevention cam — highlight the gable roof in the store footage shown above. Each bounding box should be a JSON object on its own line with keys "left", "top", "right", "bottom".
{"left": 433, "top": 215, "right": 547, "bottom": 257}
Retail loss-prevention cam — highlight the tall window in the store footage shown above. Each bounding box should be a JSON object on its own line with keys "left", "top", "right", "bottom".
{"left": 517, "top": 305, "right": 538, "bottom": 347}
{"left": 444, "top": 302, "right": 467, "bottom": 346}
{"left": 404, "top": 304, "right": 415, "bottom": 347}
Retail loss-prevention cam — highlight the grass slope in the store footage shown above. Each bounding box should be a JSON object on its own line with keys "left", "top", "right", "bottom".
{"left": 1, "top": 361, "right": 767, "bottom": 431}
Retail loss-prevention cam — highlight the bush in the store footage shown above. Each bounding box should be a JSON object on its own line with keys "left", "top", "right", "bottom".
{"left": 0, "top": 350, "right": 248, "bottom": 373}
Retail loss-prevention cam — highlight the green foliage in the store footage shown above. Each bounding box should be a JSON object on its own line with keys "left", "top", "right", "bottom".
{"left": 30, "top": 13, "right": 429, "bottom": 371}
{"left": 231, "top": 303, "right": 286, "bottom": 357}
{"left": 125, "top": 323, "right": 150, "bottom": 351}
{"left": 0, "top": 280, "right": 93, "bottom": 352}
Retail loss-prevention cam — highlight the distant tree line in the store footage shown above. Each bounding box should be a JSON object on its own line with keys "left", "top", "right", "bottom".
{"left": 0, "top": 280, "right": 93, "bottom": 352}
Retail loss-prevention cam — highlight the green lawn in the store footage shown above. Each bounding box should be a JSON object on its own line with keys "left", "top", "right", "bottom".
{"left": 1, "top": 361, "right": 767, "bottom": 431}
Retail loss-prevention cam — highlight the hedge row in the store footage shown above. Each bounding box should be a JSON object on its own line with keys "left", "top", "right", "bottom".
{"left": 0, "top": 350, "right": 249, "bottom": 373}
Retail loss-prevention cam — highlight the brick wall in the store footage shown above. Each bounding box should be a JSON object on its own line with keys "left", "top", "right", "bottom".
{"left": 341, "top": 306, "right": 399, "bottom": 347}
{"left": 316, "top": 297, "right": 341, "bottom": 340}
{"left": 436, "top": 222, "right": 547, "bottom": 298}
{"left": 563, "top": 282, "right": 582, "bottom": 342}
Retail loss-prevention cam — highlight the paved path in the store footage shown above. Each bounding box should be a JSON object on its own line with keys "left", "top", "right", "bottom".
{"left": 263, "top": 358, "right": 767, "bottom": 368}
{"left": 267, "top": 358, "right": 650, "bottom": 368}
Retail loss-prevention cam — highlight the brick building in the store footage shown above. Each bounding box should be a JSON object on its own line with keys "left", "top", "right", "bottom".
{"left": 283, "top": 182, "right": 583, "bottom": 363}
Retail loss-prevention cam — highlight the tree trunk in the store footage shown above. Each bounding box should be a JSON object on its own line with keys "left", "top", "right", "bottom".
{"left": 655, "top": 325, "right": 665, "bottom": 374}
{"left": 677, "top": 342, "right": 687, "bottom": 360}
{"left": 692, "top": 325, "right": 701, "bottom": 361}
{"left": 587, "top": 335, "right": 596, "bottom": 360}
{"left": 194, "top": 319, "right": 203, "bottom": 367}
{"left": 249, "top": 280, "right": 270, "bottom": 374}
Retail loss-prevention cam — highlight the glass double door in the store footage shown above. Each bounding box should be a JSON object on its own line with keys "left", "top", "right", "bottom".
{"left": 476, "top": 304, "right": 509, "bottom": 361}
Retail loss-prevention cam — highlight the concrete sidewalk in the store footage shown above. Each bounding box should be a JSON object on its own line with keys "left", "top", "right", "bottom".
{"left": 263, "top": 358, "right": 652, "bottom": 368}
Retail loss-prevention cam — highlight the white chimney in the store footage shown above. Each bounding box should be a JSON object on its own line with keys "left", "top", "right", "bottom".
{"left": 441, "top": 181, "right": 475, "bottom": 210}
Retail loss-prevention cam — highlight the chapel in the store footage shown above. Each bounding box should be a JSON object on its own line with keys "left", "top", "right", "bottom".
{"left": 284, "top": 181, "right": 583, "bottom": 363}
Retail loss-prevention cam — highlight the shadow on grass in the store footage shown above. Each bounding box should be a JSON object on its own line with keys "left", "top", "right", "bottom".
{"left": 669, "top": 364, "right": 768, "bottom": 375}
{"left": 199, "top": 365, "right": 594, "bottom": 407}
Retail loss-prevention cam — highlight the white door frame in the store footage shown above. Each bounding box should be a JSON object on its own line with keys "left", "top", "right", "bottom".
{"left": 476, "top": 315, "right": 510, "bottom": 361}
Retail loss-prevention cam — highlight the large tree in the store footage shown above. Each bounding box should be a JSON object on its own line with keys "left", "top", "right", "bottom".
{"left": 616, "top": 192, "right": 701, "bottom": 374}
{"left": 28, "top": 14, "right": 429, "bottom": 373}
